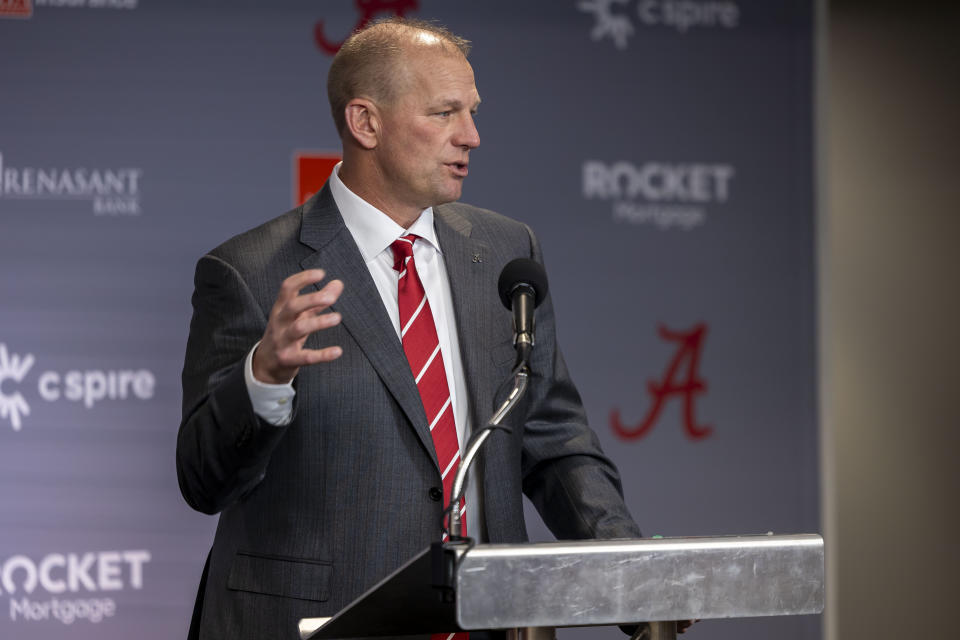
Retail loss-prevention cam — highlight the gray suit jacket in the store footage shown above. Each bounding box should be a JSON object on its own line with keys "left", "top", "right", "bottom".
{"left": 176, "top": 183, "right": 640, "bottom": 639}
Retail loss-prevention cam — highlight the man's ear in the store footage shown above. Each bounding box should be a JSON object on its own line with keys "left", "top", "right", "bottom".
{"left": 343, "top": 99, "right": 380, "bottom": 150}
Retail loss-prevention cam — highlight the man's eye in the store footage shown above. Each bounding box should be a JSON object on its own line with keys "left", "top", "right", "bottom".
{"left": 437, "top": 111, "right": 452, "bottom": 117}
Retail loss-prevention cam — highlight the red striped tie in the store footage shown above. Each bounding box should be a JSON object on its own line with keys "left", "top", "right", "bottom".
{"left": 391, "top": 235, "right": 468, "bottom": 640}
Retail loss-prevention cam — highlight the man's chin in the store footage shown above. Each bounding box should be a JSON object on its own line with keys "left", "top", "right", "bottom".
{"left": 431, "top": 187, "right": 464, "bottom": 207}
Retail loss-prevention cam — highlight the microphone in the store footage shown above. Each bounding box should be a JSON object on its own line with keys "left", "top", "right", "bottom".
{"left": 497, "top": 258, "right": 549, "bottom": 365}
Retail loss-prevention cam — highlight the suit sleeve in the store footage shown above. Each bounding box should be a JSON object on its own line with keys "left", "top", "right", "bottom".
{"left": 518, "top": 226, "right": 643, "bottom": 540}
{"left": 176, "top": 253, "right": 290, "bottom": 515}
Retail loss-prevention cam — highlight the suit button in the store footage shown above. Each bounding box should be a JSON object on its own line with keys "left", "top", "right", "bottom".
{"left": 428, "top": 487, "right": 443, "bottom": 502}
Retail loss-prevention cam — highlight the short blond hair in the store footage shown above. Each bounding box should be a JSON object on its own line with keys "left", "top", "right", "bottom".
{"left": 327, "top": 18, "right": 471, "bottom": 136}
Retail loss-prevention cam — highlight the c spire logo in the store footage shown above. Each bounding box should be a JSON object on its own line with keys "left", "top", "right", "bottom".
{"left": 578, "top": 0, "right": 740, "bottom": 49}
{"left": 0, "top": 342, "right": 157, "bottom": 433}
{"left": 0, "top": 344, "right": 34, "bottom": 432}
{"left": 577, "top": 0, "right": 635, "bottom": 50}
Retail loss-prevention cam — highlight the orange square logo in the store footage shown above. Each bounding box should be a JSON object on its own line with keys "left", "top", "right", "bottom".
{"left": 293, "top": 151, "right": 340, "bottom": 206}
{"left": 0, "top": 0, "right": 32, "bottom": 19}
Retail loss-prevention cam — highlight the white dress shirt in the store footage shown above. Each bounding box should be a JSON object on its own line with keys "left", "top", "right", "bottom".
{"left": 244, "top": 163, "right": 482, "bottom": 538}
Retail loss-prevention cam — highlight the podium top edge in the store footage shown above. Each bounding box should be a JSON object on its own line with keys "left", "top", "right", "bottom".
{"left": 462, "top": 533, "right": 823, "bottom": 559}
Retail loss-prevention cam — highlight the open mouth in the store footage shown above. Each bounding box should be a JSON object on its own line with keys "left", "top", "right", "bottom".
{"left": 448, "top": 162, "right": 469, "bottom": 177}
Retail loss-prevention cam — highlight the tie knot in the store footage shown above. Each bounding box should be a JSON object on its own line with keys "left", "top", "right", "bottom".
{"left": 390, "top": 234, "right": 418, "bottom": 272}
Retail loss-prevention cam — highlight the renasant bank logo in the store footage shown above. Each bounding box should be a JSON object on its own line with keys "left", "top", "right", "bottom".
{"left": 577, "top": 0, "right": 740, "bottom": 49}
{"left": 582, "top": 159, "right": 735, "bottom": 231}
{"left": 1, "top": 549, "right": 151, "bottom": 625}
{"left": 0, "top": 343, "right": 156, "bottom": 433}
{"left": 0, "top": 152, "right": 143, "bottom": 215}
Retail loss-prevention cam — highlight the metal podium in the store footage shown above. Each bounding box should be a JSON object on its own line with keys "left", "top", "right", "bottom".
{"left": 298, "top": 533, "right": 824, "bottom": 639}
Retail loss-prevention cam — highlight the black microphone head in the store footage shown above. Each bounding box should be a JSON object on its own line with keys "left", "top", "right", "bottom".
{"left": 498, "top": 258, "right": 549, "bottom": 310}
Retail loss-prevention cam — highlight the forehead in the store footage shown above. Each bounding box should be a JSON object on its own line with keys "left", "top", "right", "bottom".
{"left": 396, "top": 46, "right": 479, "bottom": 104}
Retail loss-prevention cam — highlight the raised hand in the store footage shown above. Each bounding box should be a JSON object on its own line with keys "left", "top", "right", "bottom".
{"left": 252, "top": 269, "right": 344, "bottom": 384}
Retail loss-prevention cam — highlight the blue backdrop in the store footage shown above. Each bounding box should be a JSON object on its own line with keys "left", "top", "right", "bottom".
{"left": 0, "top": 1, "right": 817, "bottom": 638}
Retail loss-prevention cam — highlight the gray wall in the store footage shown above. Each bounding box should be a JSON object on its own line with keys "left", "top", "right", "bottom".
{"left": 822, "top": 2, "right": 960, "bottom": 638}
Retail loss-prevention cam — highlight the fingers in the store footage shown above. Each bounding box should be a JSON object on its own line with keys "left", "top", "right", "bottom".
{"left": 299, "top": 345, "right": 343, "bottom": 365}
{"left": 284, "top": 307, "right": 342, "bottom": 342}
{"left": 285, "top": 278, "right": 344, "bottom": 317}
{"left": 273, "top": 270, "right": 337, "bottom": 313}
{"left": 276, "top": 269, "right": 329, "bottom": 303}
{"left": 253, "top": 269, "right": 345, "bottom": 384}
{"left": 271, "top": 342, "right": 343, "bottom": 373}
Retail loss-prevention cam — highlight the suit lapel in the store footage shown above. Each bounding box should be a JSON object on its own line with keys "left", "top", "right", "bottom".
{"left": 298, "top": 184, "right": 437, "bottom": 467}
{"left": 433, "top": 206, "right": 496, "bottom": 438}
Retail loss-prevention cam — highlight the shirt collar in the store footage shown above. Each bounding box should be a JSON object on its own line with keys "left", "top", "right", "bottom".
{"left": 329, "top": 163, "right": 441, "bottom": 262}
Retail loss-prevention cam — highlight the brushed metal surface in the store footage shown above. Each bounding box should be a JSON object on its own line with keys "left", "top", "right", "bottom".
{"left": 456, "top": 535, "right": 824, "bottom": 630}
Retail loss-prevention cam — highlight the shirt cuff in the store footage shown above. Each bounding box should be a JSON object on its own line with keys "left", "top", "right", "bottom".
{"left": 244, "top": 341, "right": 295, "bottom": 426}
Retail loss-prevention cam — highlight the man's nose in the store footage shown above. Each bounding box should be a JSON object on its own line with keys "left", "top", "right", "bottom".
{"left": 455, "top": 113, "right": 480, "bottom": 149}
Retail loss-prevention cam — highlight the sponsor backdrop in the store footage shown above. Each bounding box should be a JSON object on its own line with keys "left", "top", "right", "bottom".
{"left": 0, "top": 1, "right": 816, "bottom": 638}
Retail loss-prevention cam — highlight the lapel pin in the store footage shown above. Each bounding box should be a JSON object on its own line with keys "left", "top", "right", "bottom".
{"left": 472, "top": 252, "right": 482, "bottom": 263}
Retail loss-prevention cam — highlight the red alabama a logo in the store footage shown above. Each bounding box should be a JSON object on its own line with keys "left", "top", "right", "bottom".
{"left": 315, "top": 0, "right": 420, "bottom": 55}
{"left": 0, "top": 0, "right": 32, "bottom": 19}
{"left": 611, "top": 323, "right": 713, "bottom": 441}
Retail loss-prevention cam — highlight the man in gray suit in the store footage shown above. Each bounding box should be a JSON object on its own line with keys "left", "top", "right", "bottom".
{"left": 177, "top": 18, "right": 641, "bottom": 640}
